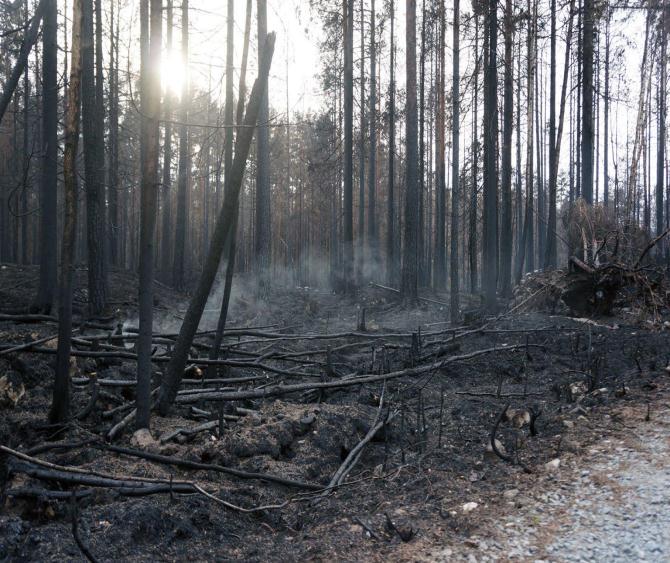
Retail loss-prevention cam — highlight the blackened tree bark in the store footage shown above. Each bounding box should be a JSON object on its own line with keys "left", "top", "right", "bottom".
{"left": 158, "top": 34, "right": 276, "bottom": 415}
{"left": 255, "top": 0, "right": 272, "bottom": 290}
{"left": 418, "top": 0, "right": 426, "bottom": 286}
{"left": 544, "top": 0, "right": 557, "bottom": 268}
{"left": 357, "top": 0, "right": 365, "bottom": 282}
{"left": 387, "top": 0, "right": 398, "bottom": 286}
{"left": 469, "top": 14, "right": 479, "bottom": 293}
{"left": 109, "top": 0, "right": 120, "bottom": 267}
{"left": 343, "top": 0, "right": 354, "bottom": 289}
{"left": 367, "top": 0, "right": 378, "bottom": 272}
{"left": 173, "top": 0, "right": 190, "bottom": 290}
{"left": 224, "top": 0, "right": 235, "bottom": 199}
{"left": 209, "top": 0, "right": 243, "bottom": 370}
{"left": 500, "top": 0, "right": 514, "bottom": 293}
{"left": 581, "top": 0, "right": 594, "bottom": 204}
{"left": 401, "top": 0, "right": 419, "bottom": 300}
{"left": 160, "top": 0, "right": 174, "bottom": 280}
{"left": 33, "top": 0, "right": 57, "bottom": 313}
{"left": 81, "top": 0, "right": 107, "bottom": 315}
{"left": 51, "top": 0, "right": 82, "bottom": 423}
{"left": 603, "top": 10, "right": 610, "bottom": 207}
{"left": 136, "top": 0, "right": 162, "bottom": 430}
{"left": 449, "top": 0, "right": 460, "bottom": 319}
{"left": 657, "top": 4, "right": 667, "bottom": 256}
{"left": 434, "top": 0, "right": 446, "bottom": 289}
{"left": 482, "top": 0, "right": 498, "bottom": 310}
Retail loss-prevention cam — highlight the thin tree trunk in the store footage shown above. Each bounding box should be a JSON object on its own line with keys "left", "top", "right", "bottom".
{"left": 357, "top": 0, "right": 366, "bottom": 282}
{"left": 158, "top": 35, "right": 276, "bottom": 416}
{"left": 449, "top": 0, "right": 460, "bottom": 318}
{"left": 657, "top": 5, "right": 667, "bottom": 252}
{"left": 367, "top": 0, "right": 378, "bottom": 274}
{"left": 160, "top": 0, "right": 174, "bottom": 280}
{"left": 173, "top": 0, "right": 190, "bottom": 290}
{"left": 109, "top": 0, "right": 120, "bottom": 267}
{"left": 469, "top": 14, "right": 479, "bottom": 293}
{"left": 581, "top": 0, "right": 594, "bottom": 204}
{"left": 482, "top": 0, "right": 498, "bottom": 309}
{"left": 33, "top": 0, "right": 57, "bottom": 313}
{"left": 434, "top": 0, "right": 446, "bottom": 289}
{"left": 500, "top": 0, "right": 513, "bottom": 292}
{"left": 387, "top": 0, "right": 397, "bottom": 286}
{"left": 343, "top": 0, "right": 354, "bottom": 289}
{"left": 81, "top": 0, "right": 107, "bottom": 315}
{"left": 136, "top": 0, "right": 162, "bottom": 430}
{"left": 255, "top": 0, "right": 272, "bottom": 290}
{"left": 51, "top": 0, "right": 82, "bottom": 423}
{"left": 401, "top": 0, "right": 419, "bottom": 300}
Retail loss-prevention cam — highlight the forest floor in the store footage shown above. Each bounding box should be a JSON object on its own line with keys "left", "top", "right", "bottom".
{"left": 1, "top": 263, "right": 669, "bottom": 562}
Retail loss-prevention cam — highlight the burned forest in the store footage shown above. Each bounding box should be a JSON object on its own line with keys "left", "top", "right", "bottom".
{"left": 1, "top": 0, "right": 670, "bottom": 560}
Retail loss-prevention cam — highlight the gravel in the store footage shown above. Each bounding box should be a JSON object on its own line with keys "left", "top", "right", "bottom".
{"left": 433, "top": 403, "right": 670, "bottom": 562}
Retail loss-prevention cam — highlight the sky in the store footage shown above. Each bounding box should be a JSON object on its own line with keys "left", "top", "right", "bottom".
{"left": 116, "top": 0, "right": 324, "bottom": 117}
{"left": 103, "top": 0, "right": 656, "bottom": 196}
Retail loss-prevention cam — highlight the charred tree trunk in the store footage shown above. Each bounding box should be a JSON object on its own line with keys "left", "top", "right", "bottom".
{"left": 500, "top": 0, "right": 514, "bottom": 293}
{"left": 657, "top": 5, "right": 667, "bottom": 255}
{"left": 387, "top": 0, "right": 397, "bottom": 287}
{"left": 581, "top": 0, "right": 594, "bottom": 204}
{"left": 367, "top": 0, "right": 378, "bottom": 274}
{"left": 32, "top": 0, "right": 57, "bottom": 313}
{"left": 343, "top": 0, "right": 355, "bottom": 289}
{"left": 434, "top": 0, "right": 446, "bottom": 289}
{"left": 450, "top": 0, "right": 460, "bottom": 318}
{"left": 544, "top": 0, "right": 557, "bottom": 268}
{"left": 158, "top": 34, "right": 276, "bottom": 416}
{"left": 136, "top": 0, "right": 162, "bottom": 430}
{"left": 172, "top": 0, "right": 190, "bottom": 290}
{"left": 51, "top": 0, "right": 82, "bottom": 423}
{"left": 108, "top": 0, "right": 120, "bottom": 267}
{"left": 401, "top": 0, "right": 419, "bottom": 300}
{"left": 81, "top": 0, "right": 107, "bottom": 315}
{"left": 160, "top": 0, "right": 174, "bottom": 281}
{"left": 255, "top": 0, "right": 272, "bottom": 291}
{"left": 482, "top": 0, "right": 498, "bottom": 310}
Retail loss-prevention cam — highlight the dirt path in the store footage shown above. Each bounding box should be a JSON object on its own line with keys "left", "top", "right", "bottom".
{"left": 430, "top": 398, "right": 670, "bottom": 562}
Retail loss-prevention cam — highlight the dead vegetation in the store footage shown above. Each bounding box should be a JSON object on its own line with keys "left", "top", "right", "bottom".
{"left": 1, "top": 264, "right": 669, "bottom": 561}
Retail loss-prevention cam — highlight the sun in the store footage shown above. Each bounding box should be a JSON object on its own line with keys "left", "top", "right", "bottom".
{"left": 161, "top": 51, "right": 187, "bottom": 97}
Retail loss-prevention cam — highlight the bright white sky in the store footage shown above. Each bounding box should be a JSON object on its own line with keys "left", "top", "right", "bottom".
{"left": 108, "top": 1, "right": 653, "bottom": 192}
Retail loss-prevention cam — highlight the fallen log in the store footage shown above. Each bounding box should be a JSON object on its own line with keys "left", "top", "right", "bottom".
{"left": 99, "top": 444, "right": 321, "bottom": 490}
{"left": 175, "top": 344, "right": 541, "bottom": 404}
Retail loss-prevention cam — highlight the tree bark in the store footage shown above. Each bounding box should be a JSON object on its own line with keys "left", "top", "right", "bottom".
{"left": 500, "top": 0, "right": 514, "bottom": 292}
{"left": 255, "top": 0, "right": 272, "bottom": 291}
{"left": 158, "top": 34, "right": 276, "bottom": 416}
{"left": 482, "top": 0, "right": 498, "bottom": 309}
{"left": 401, "top": 0, "right": 419, "bottom": 300}
{"left": 343, "top": 0, "right": 355, "bottom": 289}
{"left": 367, "top": 0, "right": 378, "bottom": 274}
{"left": 449, "top": 0, "right": 460, "bottom": 318}
{"left": 160, "top": 0, "right": 174, "bottom": 281}
{"left": 81, "top": 0, "right": 107, "bottom": 315}
{"left": 51, "top": 0, "right": 83, "bottom": 423}
{"left": 581, "top": 0, "right": 594, "bottom": 204}
{"left": 434, "top": 0, "right": 446, "bottom": 289}
{"left": 135, "top": 0, "right": 163, "bottom": 430}
{"left": 32, "top": 0, "right": 57, "bottom": 314}
{"left": 172, "top": 0, "right": 190, "bottom": 290}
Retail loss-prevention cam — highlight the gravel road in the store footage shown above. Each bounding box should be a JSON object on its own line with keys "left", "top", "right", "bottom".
{"left": 434, "top": 400, "right": 670, "bottom": 562}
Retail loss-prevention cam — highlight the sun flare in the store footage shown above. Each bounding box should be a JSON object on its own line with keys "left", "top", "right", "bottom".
{"left": 160, "top": 51, "right": 187, "bottom": 97}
